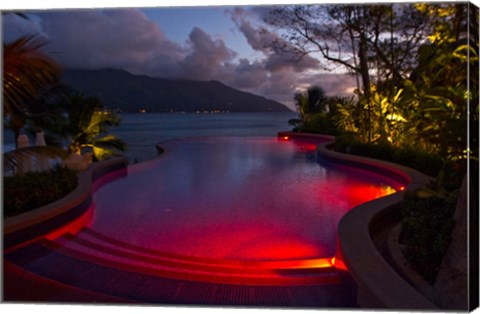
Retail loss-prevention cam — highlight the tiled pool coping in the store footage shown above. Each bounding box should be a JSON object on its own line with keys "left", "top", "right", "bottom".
{"left": 279, "top": 131, "right": 436, "bottom": 309}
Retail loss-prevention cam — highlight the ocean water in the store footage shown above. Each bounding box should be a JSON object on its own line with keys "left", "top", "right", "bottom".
{"left": 2, "top": 112, "right": 298, "bottom": 162}
{"left": 113, "top": 112, "right": 297, "bottom": 162}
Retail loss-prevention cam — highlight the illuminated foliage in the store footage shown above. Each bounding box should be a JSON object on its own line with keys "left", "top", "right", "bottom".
{"left": 401, "top": 3, "right": 478, "bottom": 162}
{"left": 63, "top": 94, "right": 127, "bottom": 160}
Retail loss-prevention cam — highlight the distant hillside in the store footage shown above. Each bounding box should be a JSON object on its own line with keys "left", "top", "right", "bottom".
{"left": 61, "top": 69, "right": 292, "bottom": 113}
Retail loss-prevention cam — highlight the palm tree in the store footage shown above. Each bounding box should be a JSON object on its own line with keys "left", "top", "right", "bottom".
{"left": 305, "top": 86, "right": 328, "bottom": 114}
{"left": 3, "top": 35, "right": 61, "bottom": 142}
{"left": 293, "top": 91, "right": 310, "bottom": 124}
{"left": 63, "top": 94, "right": 127, "bottom": 160}
{"left": 291, "top": 85, "right": 329, "bottom": 128}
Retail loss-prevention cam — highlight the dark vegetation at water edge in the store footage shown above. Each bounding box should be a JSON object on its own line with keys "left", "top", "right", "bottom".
{"left": 400, "top": 190, "right": 457, "bottom": 284}
{"left": 4, "top": 166, "right": 78, "bottom": 218}
{"left": 399, "top": 160, "right": 468, "bottom": 284}
{"left": 61, "top": 68, "right": 292, "bottom": 113}
{"left": 333, "top": 134, "right": 444, "bottom": 177}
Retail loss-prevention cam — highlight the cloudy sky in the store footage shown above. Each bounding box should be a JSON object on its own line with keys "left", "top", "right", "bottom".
{"left": 2, "top": 2, "right": 358, "bottom": 109}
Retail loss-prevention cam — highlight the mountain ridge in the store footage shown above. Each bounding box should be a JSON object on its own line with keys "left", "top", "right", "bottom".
{"left": 60, "top": 68, "right": 292, "bottom": 113}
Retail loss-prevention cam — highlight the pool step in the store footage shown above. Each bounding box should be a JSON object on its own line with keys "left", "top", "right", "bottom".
{"left": 50, "top": 227, "right": 340, "bottom": 286}
{"left": 5, "top": 241, "right": 357, "bottom": 306}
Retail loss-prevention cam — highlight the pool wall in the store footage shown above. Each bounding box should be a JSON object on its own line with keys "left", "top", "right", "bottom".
{"left": 4, "top": 157, "right": 128, "bottom": 251}
{"left": 279, "top": 131, "right": 436, "bottom": 309}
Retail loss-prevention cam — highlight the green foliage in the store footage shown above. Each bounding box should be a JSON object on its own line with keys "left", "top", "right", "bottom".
{"left": 334, "top": 136, "right": 394, "bottom": 161}
{"left": 292, "top": 93, "right": 354, "bottom": 135}
{"left": 400, "top": 189, "right": 457, "bottom": 284}
{"left": 332, "top": 96, "right": 361, "bottom": 135}
{"left": 334, "top": 134, "right": 444, "bottom": 177}
{"left": 59, "top": 93, "right": 127, "bottom": 160}
{"left": 401, "top": 3, "right": 478, "bottom": 162}
{"left": 295, "top": 113, "right": 339, "bottom": 135}
{"left": 293, "top": 85, "right": 328, "bottom": 123}
{"left": 392, "top": 147, "right": 444, "bottom": 177}
{"left": 4, "top": 166, "right": 78, "bottom": 218}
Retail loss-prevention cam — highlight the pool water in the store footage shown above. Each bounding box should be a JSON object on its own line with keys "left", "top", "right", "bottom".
{"left": 88, "top": 136, "right": 398, "bottom": 261}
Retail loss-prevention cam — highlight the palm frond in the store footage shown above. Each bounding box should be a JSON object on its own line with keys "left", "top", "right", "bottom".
{"left": 93, "top": 135, "right": 128, "bottom": 151}
{"left": 3, "top": 35, "right": 60, "bottom": 117}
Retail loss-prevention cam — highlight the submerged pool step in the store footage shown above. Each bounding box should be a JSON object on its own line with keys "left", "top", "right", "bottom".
{"left": 77, "top": 228, "right": 337, "bottom": 272}
{"left": 80, "top": 227, "right": 336, "bottom": 271}
{"left": 5, "top": 241, "right": 357, "bottom": 306}
{"left": 50, "top": 228, "right": 340, "bottom": 286}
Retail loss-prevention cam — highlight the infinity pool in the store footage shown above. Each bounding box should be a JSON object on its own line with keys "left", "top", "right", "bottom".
{"left": 88, "top": 136, "right": 398, "bottom": 261}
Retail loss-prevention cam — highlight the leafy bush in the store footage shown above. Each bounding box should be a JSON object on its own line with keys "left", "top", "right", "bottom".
{"left": 4, "top": 166, "right": 78, "bottom": 218}
{"left": 334, "top": 135, "right": 443, "bottom": 177}
{"left": 393, "top": 147, "right": 444, "bottom": 177}
{"left": 293, "top": 113, "right": 340, "bottom": 135}
{"left": 400, "top": 190, "right": 457, "bottom": 284}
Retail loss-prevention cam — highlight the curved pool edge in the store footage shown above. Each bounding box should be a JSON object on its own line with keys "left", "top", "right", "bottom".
{"left": 278, "top": 131, "right": 436, "bottom": 309}
{"left": 4, "top": 156, "right": 128, "bottom": 251}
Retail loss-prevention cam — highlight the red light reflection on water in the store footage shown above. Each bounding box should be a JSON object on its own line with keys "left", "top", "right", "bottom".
{"left": 340, "top": 182, "right": 396, "bottom": 208}
{"left": 278, "top": 137, "right": 318, "bottom": 152}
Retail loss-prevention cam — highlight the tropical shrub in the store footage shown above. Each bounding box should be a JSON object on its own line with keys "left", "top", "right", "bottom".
{"left": 334, "top": 134, "right": 444, "bottom": 177}
{"left": 291, "top": 93, "right": 354, "bottom": 135}
{"left": 61, "top": 93, "right": 127, "bottom": 160}
{"left": 295, "top": 113, "right": 338, "bottom": 135}
{"left": 400, "top": 189, "right": 457, "bottom": 284}
{"left": 4, "top": 166, "right": 78, "bottom": 218}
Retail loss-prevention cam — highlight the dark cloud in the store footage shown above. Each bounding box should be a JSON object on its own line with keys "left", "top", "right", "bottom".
{"left": 180, "top": 27, "right": 236, "bottom": 80}
{"left": 313, "top": 73, "right": 358, "bottom": 97}
{"left": 264, "top": 51, "right": 319, "bottom": 73}
{"left": 259, "top": 69, "right": 298, "bottom": 102}
{"left": 228, "top": 8, "right": 274, "bottom": 52}
{"left": 35, "top": 9, "right": 184, "bottom": 76}
{"left": 229, "top": 58, "right": 268, "bottom": 89}
{"left": 227, "top": 7, "right": 319, "bottom": 74}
